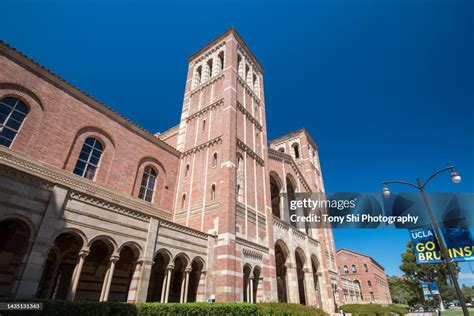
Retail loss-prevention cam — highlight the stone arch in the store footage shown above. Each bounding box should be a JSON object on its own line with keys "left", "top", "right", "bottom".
{"left": 168, "top": 253, "right": 189, "bottom": 303}
{"left": 75, "top": 238, "right": 115, "bottom": 301}
{"left": 243, "top": 263, "right": 252, "bottom": 302}
{"left": 269, "top": 171, "right": 283, "bottom": 218}
{"left": 37, "top": 232, "right": 85, "bottom": 299}
{"left": 187, "top": 256, "right": 205, "bottom": 302}
{"left": 117, "top": 241, "right": 142, "bottom": 259}
{"left": 0, "top": 214, "right": 37, "bottom": 240}
{"left": 147, "top": 249, "right": 172, "bottom": 302}
{"left": 108, "top": 243, "right": 141, "bottom": 302}
{"left": 310, "top": 254, "right": 322, "bottom": 307}
{"left": 274, "top": 240, "right": 290, "bottom": 303}
{"left": 51, "top": 228, "right": 88, "bottom": 250}
{"left": 0, "top": 217, "right": 32, "bottom": 297}
{"left": 87, "top": 235, "right": 117, "bottom": 255}
{"left": 252, "top": 265, "right": 262, "bottom": 303}
{"left": 295, "top": 248, "right": 307, "bottom": 305}
{"left": 286, "top": 174, "right": 297, "bottom": 227}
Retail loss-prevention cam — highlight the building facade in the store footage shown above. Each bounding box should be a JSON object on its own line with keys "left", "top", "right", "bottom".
{"left": 337, "top": 249, "right": 392, "bottom": 304}
{"left": 0, "top": 28, "right": 344, "bottom": 313}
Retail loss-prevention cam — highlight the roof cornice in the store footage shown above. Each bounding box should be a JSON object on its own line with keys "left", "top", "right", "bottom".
{"left": 0, "top": 41, "right": 182, "bottom": 158}
{"left": 188, "top": 27, "right": 264, "bottom": 73}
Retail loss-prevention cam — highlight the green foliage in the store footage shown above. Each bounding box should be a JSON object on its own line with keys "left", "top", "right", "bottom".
{"left": 340, "top": 303, "right": 409, "bottom": 316}
{"left": 0, "top": 300, "right": 327, "bottom": 316}
{"left": 399, "top": 240, "right": 460, "bottom": 303}
{"left": 388, "top": 275, "right": 419, "bottom": 306}
{"left": 462, "top": 285, "right": 474, "bottom": 303}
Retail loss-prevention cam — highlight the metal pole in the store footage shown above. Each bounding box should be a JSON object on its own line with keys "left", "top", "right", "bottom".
{"left": 417, "top": 179, "right": 468, "bottom": 316}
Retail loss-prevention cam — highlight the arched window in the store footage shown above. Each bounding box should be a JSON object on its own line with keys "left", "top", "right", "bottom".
{"left": 185, "top": 164, "right": 190, "bottom": 178}
{"left": 352, "top": 264, "right": 357, "bottom": 273}
{"left": 237, "top": 54, "right": 243, "bottom": 77}
{"left": 207, "top": 59, "right": 213, "bottom": 78}
{"left": 218, "top": 51, "right": 224, "bottom": 71}
{"left": 364, "top": 264, "right": 368, "bottom": 273}
{"left": 343, "top": 265, "right": 349, "bottom": 274}
{"left": 0, "top": 97, "right": 29, "bottom": 148}
{"left": 278, "top": 148, "right": 285, "bottom": 153}
{"left": 211, "top": 184, "right": 216, "bottom": 201}
{"left": 212, "top": 152, "right": 218, "bottom": 168}
{"left": 181, "top": 193, "right": 186, "bottom": 209}
{"left": 139, "top": 166, "right": 157, "bottom": 202}
{"left": 236, "top": 155, "right": 244, "bottom": 202}
{"left": 292, "top": 143, "right": 300, "bottom": 159}
{"left": 195, "top": 66, "right": 202, "bottom": 86}
{"left": 73, "top": 137, "right": 103, "bottom": 180}
{"left": 367, "top": 280, "right": 372, "bottom": 287}
{"left": 202, "top": 119, "right": 206, "bottom": 132}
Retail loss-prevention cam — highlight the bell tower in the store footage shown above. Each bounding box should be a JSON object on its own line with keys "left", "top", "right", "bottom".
{"left": 173, "top": 28, "right": 275, "bottom": 301}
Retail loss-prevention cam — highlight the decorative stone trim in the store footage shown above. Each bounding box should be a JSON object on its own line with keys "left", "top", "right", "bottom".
{"left": 181, "top": 136, "right": 222, "bottom": 157}
{"left": 69, "top": 191, "right": 151, "bottom": 221}
{"left": 0, "top": 146, "right": 172, "bottom": 220}
{"left": 0, "top": 165, "right": 54, "bottom": 190}
{"left": 236, "top": 236, "right": 269, "bottom": 253}
{"left": 190, "top": 72, "right": 225, "bottom": 96}
{"left": 159, "top": 219, "right": 209, "bottom": 240}
{"left": 193, "top": 41, "right": 226, "bottom": 65}
{"left": 272, "top": 216, "right": 289, "bottom": 232}
{"left": 243, "top": 247, "right": 263, "bottom": 261}
{"left": 308, "top": 236, "right": 320, "bottom": 248}
{"left": 267, "top": 148, "right": 311, "bottom": 192}
{"left": 236, "top": 138, "right": 264, "bottom": 166}
{"left": 186, "top": 99, "right": 224, "bottom": 122}
{"left": 236, "top": 102, "right": 263, "bottom": 131}
{"left": 236, "top": 75, "right": 261, "bottom": 104}
{"left": 292, "top": 228, "right": 306, "bottom": 241}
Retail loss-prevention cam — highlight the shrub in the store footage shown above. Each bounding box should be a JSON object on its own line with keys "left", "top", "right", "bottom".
{"left": 340, "top": 303, "right": 408, "bottom": 316}
{"left": 0, "top": 299, "right": 327, "bottom": 316}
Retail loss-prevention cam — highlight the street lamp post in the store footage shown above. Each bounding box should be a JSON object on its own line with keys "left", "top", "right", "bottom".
{"left": 382, "top": 166, "right": 468, "bottom": 316}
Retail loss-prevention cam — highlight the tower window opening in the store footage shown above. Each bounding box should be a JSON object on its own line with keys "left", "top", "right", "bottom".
{"left": 218, "top": 51, "right": 224, "bottom": 71}
{"left": 207, "top": 59, "right": 213, "bottom": 78}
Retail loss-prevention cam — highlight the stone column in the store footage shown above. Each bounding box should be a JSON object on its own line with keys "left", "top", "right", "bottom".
{"left": 182, "top": 268, "right": 191, "bottom": 303}
{"left": 285, "top": 262, "right": 299, "bottom": 304}
{"left": 67, "top": 250, "right": 89, "bottom": 301}
{"left": 213, "top": 54, "right": 221, "bottom": 75}
{"left": 249, "top": 276, "right": 254, "bottom": 303}
{"left": 100, "top": 255, "right": 120, "bottom": 302}
{"left": 45, "top": 257, "right": 62, "bottom": 298}
{"left": 16, "top": 185, "right": 69, "bottom": 298}
{"left": 196, "top": 271, "right": 206, "bottom": 302}
{"left": 135, "top": 218, "right": 159, "bottom": 302}
{"left": 280, "top": 192, "right": 290, "bottom": 223}
{"left": 127, "top": 260, "right": 143, "bottom": 303}
{"left": 303, "top": 268, "right": 316, "bottom": 306}
{"left": 163, "top": 265, "right": 174, "bottom": 303}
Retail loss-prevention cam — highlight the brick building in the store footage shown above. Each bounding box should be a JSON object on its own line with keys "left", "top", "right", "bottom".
{"left": 0, "top": 28, "right": 344, "bottom": 313}
{"left": 337, "top": 249, "right": 392, "bottom": 304}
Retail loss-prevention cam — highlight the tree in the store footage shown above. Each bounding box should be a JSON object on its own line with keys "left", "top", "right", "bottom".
{"left": 388, "top": 275, "right": 419, "bottom": 305}
{"left": 399, "top": 240, "right": 460, "bottom": 303}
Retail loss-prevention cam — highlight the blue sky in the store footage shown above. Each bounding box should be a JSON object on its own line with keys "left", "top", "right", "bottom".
{"left": 1, "top": 0, "right": 473, "bottom": 282}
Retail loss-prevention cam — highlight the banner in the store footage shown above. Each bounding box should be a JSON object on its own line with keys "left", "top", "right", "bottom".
{"left": 409, "top": 226, "right": 474, "bottom": 264}
{"left": 430, "top": 282, "right": 440, "bottom": 295}
{"left": 421, "top": 282, "right": 432, "bottom": 300}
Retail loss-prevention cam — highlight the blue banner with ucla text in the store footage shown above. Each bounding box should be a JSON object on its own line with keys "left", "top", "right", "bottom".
{"left": 409, "top": 226, "right": 474, "bottom": 264}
